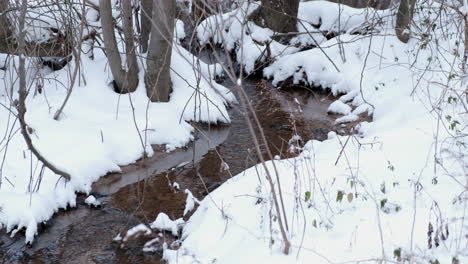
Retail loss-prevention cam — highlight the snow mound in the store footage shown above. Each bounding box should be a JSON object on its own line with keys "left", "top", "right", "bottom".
{"left": 150, "top": 213, "right": 184, "bottom": 236}
{"left": 124, "top": 224, "right": 152, "bottom": 241}
{"left": 327, "top": 100, "right": 352, "bottom": 115}
{"left": 84, "top": 195, "right": 101, "bottom": 207}
{"left": 336, "top": 114, "right": 359, "bottom": 124}
{"left": 183, "top": 189, "right": 200, "bottom": 216}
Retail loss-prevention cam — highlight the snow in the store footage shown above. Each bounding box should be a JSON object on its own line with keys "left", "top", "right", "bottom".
{"left": 327, "top": 100, "right": 352, "bottom": 115}
{"left": 0, "top": 35, "right": 235, "bottom": 244}
{"left": 461, "top": 5, "right": 468, "bottom": 16}
{"left": 1, "top": 1, "right": 467, "bottom": 263}
{"left": 150, "top": 212, "right": 185, "bottom": 236}
{"left": 335, "top": 114, "right": 359, "bottom": 124}
{"left": 196, "top": 1, "right": 389, "bottom": 72}
{"left": 183, "top": 189, "right": 200, "bottom": 216}
{"left": 175, "top": 19, "right": 186, "bottom": 43}
{"left": 196, "top": 1, "right": 298, "bottom": 73}
{"left": 84, "top": 195, "right": 101, "bottom": 207}
{"left": 298, "top": 1, "right": 389, "bottom": 33}
{"left": 113, "top": 233, "right": 122, "bottom": 241}
{"left": 124, "top": 224, "right": 152, "bottom": 241}
{"left": 143, "top": 237, "right": 162, "bottom": 252}
{"left": 163, "top": 1, "right": 468, "bottom": 264}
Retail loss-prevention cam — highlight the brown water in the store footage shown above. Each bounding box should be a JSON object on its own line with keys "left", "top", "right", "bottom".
{"left": 0, "top": 60, "right": 365, "bottom": 264}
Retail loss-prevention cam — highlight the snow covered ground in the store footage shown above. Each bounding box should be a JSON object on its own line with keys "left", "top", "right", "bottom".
{"left": 0, "top": 30, "right": 235, "bottom": 243}
{"left": 162, "top": 1, "right": 468, "bottom": 263}
{"left": 1, "top": 1, "right": 466, "bottom": 263}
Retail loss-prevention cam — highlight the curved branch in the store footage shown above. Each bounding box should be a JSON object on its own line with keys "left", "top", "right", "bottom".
{"left": 16, "top": 0, "right": 71, "bottom": 181}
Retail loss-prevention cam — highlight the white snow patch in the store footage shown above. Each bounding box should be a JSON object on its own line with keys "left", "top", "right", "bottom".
{"left": 175, "top": 19, "right": 186, "bottom": 42}
{"left": 150, "top": 213, "right": 184, "bottom": 236}
{"left": 197, "top": 2, "right": 298, "bottom": 73}
{"left": 113, "top": 233, "right": 122, "bottom": 241}
{"left": 335, "top": 114, "right": 359, "bottom": 124}
{"left": 327, "top": 100, "right": 352, "bottom": 115}
{"left": 84, "top": 195, "right": 101, "bottom": 207}
{"left": 183, "top": 189, "right": 200, "bottom": 216}
{"left": 124, "top": 224, "right": 152, "bottom": 241}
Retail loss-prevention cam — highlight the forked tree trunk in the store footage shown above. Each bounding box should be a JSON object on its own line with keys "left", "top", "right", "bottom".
{"left": 99, "top": 0, "right": 138, "bottom": 93}
{"left": 395, "top": 0, "right": 417, "bottom": 43}
{"left": 145, "top": 0, "right": 175, "bottom": 102}
{"left": 259, "top": 0, "right": 300, "bottom": 33}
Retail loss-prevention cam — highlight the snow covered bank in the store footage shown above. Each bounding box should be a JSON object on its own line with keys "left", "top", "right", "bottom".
{"left": 196, "top": 1, "right": 389, "bottom": 73}
{"left": 164, "top": 1, "right": 467, "bottom": 263}
{"left": 0, "top": 42, "right": 235, "bottom": 243}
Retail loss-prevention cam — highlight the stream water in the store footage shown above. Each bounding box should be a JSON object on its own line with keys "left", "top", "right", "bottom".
{"left": 0, "top": 50, "right": 363, "bottom": 263}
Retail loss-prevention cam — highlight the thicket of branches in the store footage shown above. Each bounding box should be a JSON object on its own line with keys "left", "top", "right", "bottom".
{"left": 0, "top": 1, "right": 466, "bottom": 261}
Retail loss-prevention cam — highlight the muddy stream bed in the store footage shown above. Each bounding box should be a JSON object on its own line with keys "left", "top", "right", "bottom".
{"left": 0, "top": 57, "right": 365, "bottom": 263}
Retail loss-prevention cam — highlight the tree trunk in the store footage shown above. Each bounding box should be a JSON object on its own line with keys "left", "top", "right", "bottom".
{"left": 395, "top": 0, "right": 417, "bottom": 43}
{"left": 463, "top": 15, "right": 468, "bottom": 76}
{"left": 0, "top": 0, "right": 15, "bottom": 53}
{"left": 121, "top": 0, "right": 139, "bottom": 85}
{"left": 327, "top": 0, "right": 393, "bottom": 10}
{"left": 99, "top": 0, "right": 138, "bottom": 93}
{"left": 259, "top": 0, "right": 299, "bottom": 33}
{"left": 140, "top": 0, "right": 152, "bottom": 53}
{"left": 145, "top": 0, "right": 175, "bottom": 102}
{"left": 192, "top": 0, "right": 218, "bottom": 23}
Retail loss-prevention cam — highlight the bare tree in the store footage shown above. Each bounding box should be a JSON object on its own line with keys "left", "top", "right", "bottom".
{"left": 99, "top": 0, "right": 139, "bottom": 93}
{"left": 145, "top": 0, "right": 175, "bottom": 102}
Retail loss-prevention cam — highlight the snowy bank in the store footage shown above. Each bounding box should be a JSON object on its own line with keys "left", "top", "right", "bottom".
{"left": 196, "top": 1, "right": 389, "bottom": 73}
{"left": 164, "top": 1, "right": 467, "bottom": 263}
{"left": 0, "top": 42, "right": 235, "bottom": 243}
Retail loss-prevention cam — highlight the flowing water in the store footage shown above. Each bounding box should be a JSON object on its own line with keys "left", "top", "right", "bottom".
{"left": 0, "top": 50, "right": 365, "bottom": 263}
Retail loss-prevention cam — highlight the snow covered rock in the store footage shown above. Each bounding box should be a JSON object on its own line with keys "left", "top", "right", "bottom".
{"left": 123, "top": 224, "right": 152, "bottom": 242}
{"left": 327, "top": 100, "right": 352, "bottom": 115}
{"left": 150, "top": 213, "right": 184, "bottom": 236}
{"left": 84, "top": 195, "right": 101, "bottom": 207}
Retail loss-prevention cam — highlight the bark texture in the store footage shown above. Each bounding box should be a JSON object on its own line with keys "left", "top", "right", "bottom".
{"left": 463, "top": 16, "right": 468, "bottom": 75}
{"left": 140, "top": 0, "right": 152, "bottom": 52}
{"left": 395, "top": 0, "right": 417, "bottom": 43}
{"left": 258, "top": 0, "right": 300, "bottom": 33}
{"left": 121, "top": 0, "right": 139, "bottom": 84}
{"left": 326, "top": 0, "right": 393, "bottom": 9}
{"left": 145, "top": 0, "right": 175, "bottom": 102}
{"left": 192, "top": 0, "right": 219, "bottom": 23}
{"left": 99, "top": 0, "right": 138, "bottom": 93}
